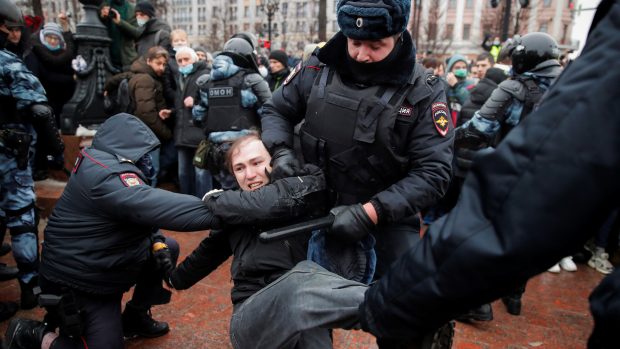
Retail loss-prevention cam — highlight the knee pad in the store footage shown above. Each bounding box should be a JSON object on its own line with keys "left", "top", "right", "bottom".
{"left": 10, "top": 225, "right": 39, "bottom": 267}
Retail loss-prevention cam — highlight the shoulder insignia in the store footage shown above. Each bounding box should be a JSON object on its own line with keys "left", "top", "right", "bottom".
{"left": 283, "top": 62, "right": 303, "bottom": 86}
{"left": 431, "top": 102, "right": 450, "bottom": 137}
{"left": 398, "top": 102, "right": 413, "bottom": 118}
{"left": 426, "top": 75, "right": 438, "bottom": 86}
{"left": 120, "top": 173, "right": 144, "bottom": 187}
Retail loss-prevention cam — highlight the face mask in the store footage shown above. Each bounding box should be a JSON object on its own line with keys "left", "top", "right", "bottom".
{"left": 136, "top": 153, "right": 155, "bottom": 180}
{"left": 179, "top": 64, "right": 194, "bottom": 75}
{"left": 43, "top": 42, "right": 62, "bottom": 51}
{"left": 137, "top": 18, "right": 148, "bottom": 27}
{"left": 454, "top": 68, "right": 468, "bottom": 79}
{"left": 258, "top": 65, "right": 268, "bottom": 78}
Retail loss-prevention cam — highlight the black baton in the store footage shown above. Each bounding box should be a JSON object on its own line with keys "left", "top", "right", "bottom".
{"left": 259, "top": 215, "right": 335, "bottom": 242}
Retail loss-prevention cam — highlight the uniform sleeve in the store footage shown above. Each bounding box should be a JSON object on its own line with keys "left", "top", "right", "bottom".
{"left": 131, "top": 76, "right": 172, "bottom": 140}
{"left": 372, "top": 85, "right": 454, "bottom": 224}
{"left": 90, "top": 173, "right": 220, "bottom": 231}
{"left": 245, "top": 73, "right": 272, "bottom": 107}
{"left": 260, "top": 59, "right": 320, "bottom": 150}
{"left": 3, "top": 59, "right": 48, "bottom": 110}
{"left": 169, "top": 231, "right": 232, "bottom": 290}
{"left": 360, "top": 2, "right": 620, "bottom": 338}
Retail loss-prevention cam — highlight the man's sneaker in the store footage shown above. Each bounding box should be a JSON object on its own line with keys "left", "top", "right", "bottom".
{"left": 559, "top": 256, "right": 577, "bottom": 272}
{"left": 0, "top": 263, "right": 18, "bottom": 281}
{"left": 501, "top": 296, "right": 522, "bottom": 316}
{"left": 0, "top": 302, "right": 18, "bottom": 322}
{"left": 18, "top": 277, "right": 39, "bottom": 310}
{"left": 122, "top": 304, "right": 169, "bottom": 339}
{"left": 456, "top": 303, "right": 493, "bottom": 322}
{"left": 588, "top": 250, "right": 614, "bottom": 275}
{"left": 547, "top": 263, "right": 561, "bottom": 273}
{"left": 4, "top": 318, "right": 46, "bottom": 349}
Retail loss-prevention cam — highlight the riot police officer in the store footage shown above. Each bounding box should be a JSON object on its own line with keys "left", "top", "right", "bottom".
{"left": 0, "top": 0, "right": 64, "bottom": 312}
{"left": 455, "top": 32, "right": 562, "bottom": 319}
{"left": 260, "top": 0, "right": 453, "bottom": 346}
{"left": 192, "top": 37, "right": 271, "bottom": 189}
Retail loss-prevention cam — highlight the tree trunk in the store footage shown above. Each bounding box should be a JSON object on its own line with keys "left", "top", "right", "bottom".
{"left": 318, "top": 0, "right": 326, "bottom": 42}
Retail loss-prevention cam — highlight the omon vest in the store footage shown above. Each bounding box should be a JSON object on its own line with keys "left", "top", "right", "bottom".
{"left": 204, "top": 70, "right": 260, "bottom": 133}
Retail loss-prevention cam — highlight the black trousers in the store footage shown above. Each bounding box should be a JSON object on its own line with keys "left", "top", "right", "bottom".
{"left": 42, "top": 236, "right": 179, "bottom": 349}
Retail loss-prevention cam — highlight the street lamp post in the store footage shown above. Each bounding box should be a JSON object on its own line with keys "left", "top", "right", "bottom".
{"left": 260, "top": 0, "right": 279, "bottom": 46}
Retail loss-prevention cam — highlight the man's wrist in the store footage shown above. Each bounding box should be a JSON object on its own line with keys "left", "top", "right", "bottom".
{"left": 362, "top": 202, "right": 379, "bottom": 225}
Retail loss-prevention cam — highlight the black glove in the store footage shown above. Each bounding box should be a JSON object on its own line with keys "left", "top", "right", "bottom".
{"left": 153, "top": 246, "right": 175, "bottom": 284}
{"left": 29, "top": 103, "right": 65, "bottom": 156}
{"left": 328, "top": 204, "right": 375, "bottom": 242}
{"left": 269, "top": 146, "right": 302, "bottom": 180}
{"left": 454, "top": 125, "right": 490, "bottom": 150}
{"left": 46, "top": 153, "right": 65, "bottom": 171}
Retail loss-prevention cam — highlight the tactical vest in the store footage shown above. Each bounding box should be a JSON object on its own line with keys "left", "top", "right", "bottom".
{"left": 300, "top": 66, "right": 415, "bottom": 205}
{"left": 0, "top": 94, "right": 20, "bottom": 125}
{"left": 499, "top": 76, "right": 546, "bottom": 139}
{"left": 204, "top": 70, "right": 260, "bottom": 133}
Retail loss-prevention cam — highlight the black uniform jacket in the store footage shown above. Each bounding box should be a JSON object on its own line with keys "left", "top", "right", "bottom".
{"left": 261, "top": 32, "right": 454, "bottom": 224}
{"left": 360, "top": 0, "right": 620, "bottom": 343}
{"left": 40, "top": 114, "right": 220, "bottom": 295}
{"left": 170, "top": 164, "right": 327, "bottom": 305}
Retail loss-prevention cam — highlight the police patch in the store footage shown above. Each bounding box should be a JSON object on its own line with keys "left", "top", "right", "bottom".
{"left": 431, "top": 102, "right": 450, "bottom": 137}
{"left": 284, "top": 62, "right": 302, "bottom": 86}
{"left": 120, "top": 173, "right": 144, "bottom": 187}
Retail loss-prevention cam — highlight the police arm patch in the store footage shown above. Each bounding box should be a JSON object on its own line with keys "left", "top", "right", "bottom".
{"left": 120, "top": 173, "right": 144, "bottom": 187}
{"left": 431, "top": 102, "right": 450, "bottom": 137}
{"left": 283, "top": 62, "right": 302, "bottom": 86}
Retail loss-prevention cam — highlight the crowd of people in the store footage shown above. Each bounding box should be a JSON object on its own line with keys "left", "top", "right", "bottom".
{"left": 1, "top": 0, "right": 620, "bottom": 348}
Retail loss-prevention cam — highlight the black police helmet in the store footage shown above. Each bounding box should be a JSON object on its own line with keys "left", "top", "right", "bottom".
{"left": 0, "top": 0, "right": 23, "bottom": 26}
{"left": 511, "top": 32, "right": 560, "bottom": 74}
{"left": 231, "top": 31, "right": 258, "bottom": 50}
{"left": 220, "top": 38, "right": 259, "bottom": 72}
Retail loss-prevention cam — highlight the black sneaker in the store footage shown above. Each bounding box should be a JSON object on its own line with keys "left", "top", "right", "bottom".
{"left": 0, "top": 263, "right": 18, "bottom": 282}
{"left": 4, "top": 318, "right": 46, "bottom": 349}
{"left": 456, "top": 303, "right": 494, "bottom": 322}
{"left": 18, "top": 277, "right": 39, "bottom": 310}
{"left": 0, "top": 302, "right": 18, "bottom": 322}
{"left": 502, "top": 296, "right": 522, "bottom": 316}
{"left": 122, "top": 305, "right": 169, "bottom": 339}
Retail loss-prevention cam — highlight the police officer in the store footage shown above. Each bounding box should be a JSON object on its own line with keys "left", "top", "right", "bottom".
{"left": 192, "top": 37, "right": 271, "bottom": 189}
{"left": 260, "top": 0, "right": 453, "bottom": 346}
{"left": 358, "top": 2, "right": 620, "bottom": 347}
{"left": 454, "top": 32, "right": 562, "bottom": 318}
{"left": 0, "top": 0, "right": 64, "bottom": 313}
{"left": 4, "top": 114, "right": 221, "bottom": 349}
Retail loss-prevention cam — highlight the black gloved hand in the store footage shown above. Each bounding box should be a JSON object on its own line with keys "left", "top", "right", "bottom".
{"left": 153, "top": 246, "right": 175, "bottom": 283}
{"left": 269, "top": 146, "right": 302, "bottom": 180}
{"left": 328, "top": 204, "right": 375, "bottom": 243}
{"left": 46, "top": 153, "right": 65, "bottom": 171}
{"left": 454, "top": 125, "right": 490, "bottom": 150}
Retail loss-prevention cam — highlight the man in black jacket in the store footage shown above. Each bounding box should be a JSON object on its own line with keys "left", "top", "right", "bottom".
{"left": 4, "top": 114, "right": 221, "bottom": 349}
{"left": 358, "top": 1, "right": 620, "bottom": 348}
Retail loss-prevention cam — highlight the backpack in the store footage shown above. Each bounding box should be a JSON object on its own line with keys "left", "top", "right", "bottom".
{"left": 103, "top": 72, "right": 136, "bottom": 115}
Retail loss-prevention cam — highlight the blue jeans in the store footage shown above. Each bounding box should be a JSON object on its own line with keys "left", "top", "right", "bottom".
{"left": 177, "top": 147, "right": 213, "bottom": 198}
{"left": 229, "top": 261, "right": 367, "bottom": 349}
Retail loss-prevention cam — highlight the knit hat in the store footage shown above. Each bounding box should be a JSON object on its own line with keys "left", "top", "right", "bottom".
{"left": 135, "top": 1, "right": 156, "bottom": 18}
{"left": 269, "top": 50, "right": 288, "bottom": 68}
{"left": 337, "top": 0, "right": 410, "bottom": 40}
{"left": 39, "top": 22, "right": 65, "bottom": 46}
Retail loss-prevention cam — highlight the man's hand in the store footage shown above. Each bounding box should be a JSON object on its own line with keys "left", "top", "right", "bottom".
{"left": 184, "top": 96, "right": 194, "bottom": 108}
{"left": 446, "top": 72, "right": 458, "bottom": 87}
{"left": 269, "top": 147, "right": 301, "bottom": 180}
{"left": 153, "top": 243, "right": 174, "bottom": 282}
{"left": 159, "top": 109, "right": 172, "bottom": 120}
{"left": 110, "top": 8, "right": 121, "bottom": 24}
{"left": 328, "top": 204, "right": 376, "bottom": 242}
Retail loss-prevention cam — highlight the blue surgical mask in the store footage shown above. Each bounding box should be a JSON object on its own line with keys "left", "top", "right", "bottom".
{"left": 179, "top": 64, "right": 194, "bottom": 75}
{"left": 137, "top": 18, "right": 148, "bottom": 27}
{"left": 136, "top": 153, "right": 155, "bottom": 181}
{"left": 43, "top": 42, "right": 62, "bottom": 51}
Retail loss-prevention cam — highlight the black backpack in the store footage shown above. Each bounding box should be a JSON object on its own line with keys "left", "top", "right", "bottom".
{"left": 103, "top": 72, "right": 136, "bottom": 115}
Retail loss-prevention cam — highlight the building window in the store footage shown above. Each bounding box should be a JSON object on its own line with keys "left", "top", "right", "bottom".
{"left": 466, "top": 0, "right": 473, "bottom": 8}
{"left": 446, "top": 24, "right": 454, "bottom": 39}
{"left": 244, "top": 6, "right": 250, "bottom": 17}
{"left": 449, "top": 0, "right": 456, "bottom": 8}
{"left": 463, "top": 24, "right": 471, "bottom": 40}
{"left": 543, "top": 0, "right": 552, "bottom": 7}
{"left": 540, "top": 22, "right": 548, "bottom": 32}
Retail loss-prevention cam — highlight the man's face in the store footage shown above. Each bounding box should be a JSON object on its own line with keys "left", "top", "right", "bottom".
{"left": 147, "top": 56, "right": 167, "bottom": 76}
{"left": 171, "top": 35, "right": 188, "bottom": 48}
{"left": 451, "top": 61, "right": 468, "bottom": 72}
{"left": 176, "top": 52, "right": 194, "bottom": 67}
{"left": 6, "top": 26, "right": 21, "bottom": 45}
{"left": 135, "top": 12, "right": 150, "bottom": 22}
{"left": 346, "top": 36, "right": 396, "bottom": 63}
{"left": 231, "top": 139, "right": 272, "bottom": 192}
{"left": 196, "top": 51, "right": 207, "bottom": 61}
{"left": 475, "top": 58, "right": 492, "bottom": 79}
{"left": 269, "top": 59, "right": 285, "bottom": 74}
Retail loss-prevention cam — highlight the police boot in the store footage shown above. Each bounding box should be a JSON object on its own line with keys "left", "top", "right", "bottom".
{"left": 455, "top": 303, "right": 493, "bottom": 322}
{"left": 18, "top": 276, "right": 39, "bottom": 310}
{"left": 0, "top": 263, "right": 18, "bottom": 282}
{"left": 0, "top": 301, "right": 18, "bottom": 322}
{"left": 501, "top": 296, "right": 522, "bottom": 316}
{"left": 122, "top": 302, "right": 169, "bottom": 339}
{"left": 4, "top": 318, "right": 46, "bottom": 349}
